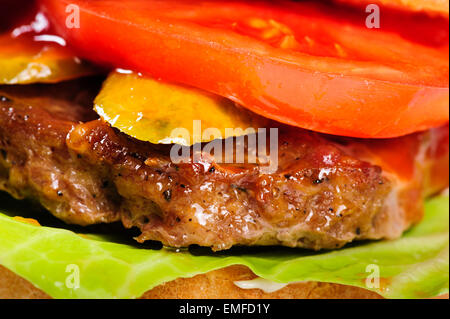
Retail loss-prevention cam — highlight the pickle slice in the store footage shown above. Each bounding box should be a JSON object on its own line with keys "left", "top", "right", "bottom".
{"left": 94, "top": 72, "right": 270, "bottom": 146}
{"left": 0, "top": 33, "right": 96, "bottom": 84}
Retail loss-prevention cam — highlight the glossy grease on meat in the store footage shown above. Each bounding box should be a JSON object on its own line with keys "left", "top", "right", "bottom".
{"left": 0, "top": 81, "right": 448, "bottom": 250}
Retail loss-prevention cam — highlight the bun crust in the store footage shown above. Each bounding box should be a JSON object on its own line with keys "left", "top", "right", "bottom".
{"left": 0, "top": 265, "right": 381, "bottom": 299}
{"left": 0, "top": 265, "right": 50, "bottom": 299}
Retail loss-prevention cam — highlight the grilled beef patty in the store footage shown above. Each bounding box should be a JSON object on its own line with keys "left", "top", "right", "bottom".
{"left": 0, "top": 80, "right": 448, "bottom": 250}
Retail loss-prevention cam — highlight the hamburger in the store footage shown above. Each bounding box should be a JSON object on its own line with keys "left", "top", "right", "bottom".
{"left": 0, "top": 0, "right": 448, "bottom": 300}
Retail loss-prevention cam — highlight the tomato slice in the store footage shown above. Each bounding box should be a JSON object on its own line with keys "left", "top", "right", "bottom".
{"left": 0, "top": 0, "right": 38, "bottom": 31}
{"left": 334, "top": 0, "right": 449, "bottom": 16}
{"left": 0, "top": 3, "right": 96, "bottom": 84}
{"left": 40, "top": 0, "right": 449, "bottom": 138}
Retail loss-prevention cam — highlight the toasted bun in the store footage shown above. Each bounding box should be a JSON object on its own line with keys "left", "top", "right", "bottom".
{"left": 0, "top": 265, "right": 50, "bottom": 299}
{"left": 0, "top": 265, "right": 382, "bottom": 299}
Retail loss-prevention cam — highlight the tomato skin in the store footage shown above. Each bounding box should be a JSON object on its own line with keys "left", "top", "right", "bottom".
{"left": 0, "top": 2, "right": 96, "bottom": 85}
{"left": 334, "top": 0, "right": 449, "bottom": 15}
{"left": 40, "top": 0, "right": 449, "bottom": 138}
{"left": 0, "top": 0, "right": 36, "bottom": 31}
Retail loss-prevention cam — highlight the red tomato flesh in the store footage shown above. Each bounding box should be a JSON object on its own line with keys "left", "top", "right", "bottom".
{"left": 40, "top": 0, "right": 449, "bottom": 138}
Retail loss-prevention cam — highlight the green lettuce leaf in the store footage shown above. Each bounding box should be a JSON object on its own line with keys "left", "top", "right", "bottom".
{"left": 0, "top": 196, "right": 448, "bottom": 299}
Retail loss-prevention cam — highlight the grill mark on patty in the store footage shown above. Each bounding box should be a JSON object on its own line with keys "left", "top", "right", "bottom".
{"left": 0, "top": 81, "right": 448, "bottom": 251}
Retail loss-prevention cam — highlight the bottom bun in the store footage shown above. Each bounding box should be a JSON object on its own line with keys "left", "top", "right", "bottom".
{"left": 0, "top": 265, "right": 382, "bottom": 299}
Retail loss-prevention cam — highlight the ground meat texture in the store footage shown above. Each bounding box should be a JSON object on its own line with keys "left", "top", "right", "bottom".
{"left": 0, "top": 81, "right": 448, "bottom": 251}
